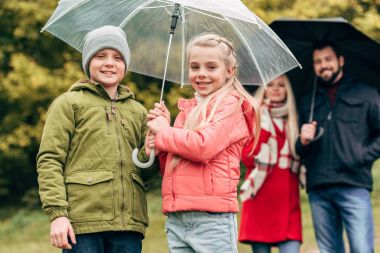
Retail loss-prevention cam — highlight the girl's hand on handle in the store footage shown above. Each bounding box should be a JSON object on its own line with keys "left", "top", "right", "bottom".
{"left": 50, "top": 216, "right": 76, "bottom": 249}
{"left": 155, "top": 102, "right": 171, "bottom": 123}
{"left": 300, "top": 121, "right": 317, "bottom": 145}
{"left": 147, "top": 108, "right": 161, "bottom": 121}
{"left": 145, "top": 101, "right": 170, "bottom": 157}
{"left": 147, "top": 102, "right": 171, "bottom": 123}
{"left": 147, "top": 116, "right": 170, "bottom": 134}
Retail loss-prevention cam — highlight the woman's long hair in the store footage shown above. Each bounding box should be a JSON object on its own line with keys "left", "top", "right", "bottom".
{"left": 170, "top": 33, "right": 261, "bottom": 169}
{"left": 253, "top": 75, "right": 299, "bottom": 158}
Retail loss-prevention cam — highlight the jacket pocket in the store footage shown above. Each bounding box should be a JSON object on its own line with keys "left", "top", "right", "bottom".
{"left": 203, "top": 163, "right": 213, "bottom": 195}
{"left": 131, "top": 173, "right": 148, "bottom": 226}
{"left": 66, "top": 171, "right": 114, "bottom": 222}
{"left": 335, "top": 96, "right": 364, "bottom": 122}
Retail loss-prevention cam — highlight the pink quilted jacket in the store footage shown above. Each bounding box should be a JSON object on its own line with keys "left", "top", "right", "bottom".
{"left": 155, "top": 91, "right": 255, "bottom": 213}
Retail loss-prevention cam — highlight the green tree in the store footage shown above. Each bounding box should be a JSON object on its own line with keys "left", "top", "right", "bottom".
{"left": 0, "top": 0, "right": 77, "bottom": 206}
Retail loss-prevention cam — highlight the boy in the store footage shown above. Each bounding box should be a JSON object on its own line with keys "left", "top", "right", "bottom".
{"left": 37, "top": 25, "right": 157, "bottom": 253}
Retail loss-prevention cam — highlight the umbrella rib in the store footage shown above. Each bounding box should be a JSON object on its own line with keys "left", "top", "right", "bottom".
{"left": 224, "top": 16, "right": 265, "bottom": 85}
{"left": 162, "top": 6, "right": 172, "bottom": 15}
{"left": 41, "top": 0, "right": 91, "bottom": 31}
{"left": 246, "top": 9, "right": 260, "bottom": 27}
{"left": 152, "top": 0, "right": 173, "bottom": 14}
{"left": 144, "top": 5, "right": 172, "bottom": 9}
{"left": 185, "top": 6, "right": 227, "bottom": 21}
{"left": 156, "top": 0, "right": 177, "bottom": 15}
{"left": 156, "top": 0, "right": 173, "bottom": 4}
{"left": 119, "top": 0, "right": 158, "bottom": 28}
{"left": 143, "top": 5, "right": 172, "bottom": 15}
{"left": 180, "top": 5, "right": 186, "bottom": 87}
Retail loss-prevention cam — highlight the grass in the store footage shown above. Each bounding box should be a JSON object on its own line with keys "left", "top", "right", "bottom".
{"left": 1, "top": 160, "right": 379, "bottom": 253}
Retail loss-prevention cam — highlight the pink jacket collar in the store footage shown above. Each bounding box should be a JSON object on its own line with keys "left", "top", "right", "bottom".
{"left": 178, "top": 97, "right": 197, "bottom": 111}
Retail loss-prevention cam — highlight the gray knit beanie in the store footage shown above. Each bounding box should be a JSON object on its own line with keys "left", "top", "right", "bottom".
{"left": 82, "top": 25, "right": 131, "bottom": 78}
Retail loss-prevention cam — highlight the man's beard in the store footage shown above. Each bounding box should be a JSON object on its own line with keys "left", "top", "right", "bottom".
{"left": 317, "top": 67, "right": 342, "bottom": 86}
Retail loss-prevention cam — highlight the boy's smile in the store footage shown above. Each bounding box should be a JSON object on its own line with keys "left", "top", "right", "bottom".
{"left": 89, "top": 49, "right": 125, "bottom": 89}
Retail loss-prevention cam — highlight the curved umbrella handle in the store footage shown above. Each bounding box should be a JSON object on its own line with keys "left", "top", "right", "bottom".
{"left": 132, "top": 148, "right": 155, "bottom": 168}
{"left": 310, "top": 127, "right": 324, "bottom": 143}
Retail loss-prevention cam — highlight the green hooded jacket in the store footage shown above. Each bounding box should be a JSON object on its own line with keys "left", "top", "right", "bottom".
{"left": 37, "top": 81, "right": 158, "bottom": 235}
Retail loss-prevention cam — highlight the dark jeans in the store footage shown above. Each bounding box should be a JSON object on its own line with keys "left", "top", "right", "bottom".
{"left": 309, "top": 186, "right": 374, "bottom": 253}
{"left": 63, "top": 231, "right": 143, "bottom": 253}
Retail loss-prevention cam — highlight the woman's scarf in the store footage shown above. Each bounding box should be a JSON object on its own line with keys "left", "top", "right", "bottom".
{"left": 239, "top": 102, "right": 301, "bottom": 201}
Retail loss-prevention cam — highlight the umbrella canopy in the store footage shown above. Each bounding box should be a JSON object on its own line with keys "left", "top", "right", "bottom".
{"left": 42, "top": 0, "right": 300, "bottom": 87}
{"left": 42, "top": 0, "right": 301, "bottom": 168}
{"left": 269, "top": 17, "right": 380, "bottom": 101}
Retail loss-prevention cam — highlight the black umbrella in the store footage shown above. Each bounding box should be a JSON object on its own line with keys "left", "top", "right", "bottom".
{"left": 269, "top": 17, "right": 380, "bottom": 103}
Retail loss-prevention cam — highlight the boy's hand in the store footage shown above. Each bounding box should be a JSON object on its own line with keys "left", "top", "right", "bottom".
{"left": 50, "top": 216, "right": 76, "bottom": 249}
{"left": 300, "top": 121, "right": 317, "bottom": 145}
{"left": 145, "top": 130, "right": 159, "bottom": 156}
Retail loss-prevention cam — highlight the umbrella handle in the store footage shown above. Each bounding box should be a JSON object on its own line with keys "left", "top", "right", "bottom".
{"left": 132, "top": 148, "right": 155, "bottom": 168}
{"left": 309, "top": 127, "right": 324, "bottom": 143}
{"left": 131, "top": 4, "right": 180, "bottom": 169}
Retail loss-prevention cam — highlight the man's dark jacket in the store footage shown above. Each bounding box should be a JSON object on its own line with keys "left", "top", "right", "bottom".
{"left": 296, "top": 75, "right": 380, "bottom": 192}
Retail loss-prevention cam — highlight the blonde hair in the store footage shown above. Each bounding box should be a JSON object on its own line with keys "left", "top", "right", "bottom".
{"left": 170, "top": 33, "right": 261, "bottom": 169}
{"left": 254, "top": 75, "right": 299, "bottom": 158}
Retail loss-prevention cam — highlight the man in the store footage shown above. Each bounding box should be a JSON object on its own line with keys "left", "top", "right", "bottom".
{"left": 296, "top": 41, "right": 380, "bottom": 253}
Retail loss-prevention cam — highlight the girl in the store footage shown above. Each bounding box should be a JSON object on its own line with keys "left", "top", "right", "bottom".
{"left": 239, "top": 75, "right": 304, "bottom": 253}
{"left": 145, "top": 33, "right": 260, "bottom": 253}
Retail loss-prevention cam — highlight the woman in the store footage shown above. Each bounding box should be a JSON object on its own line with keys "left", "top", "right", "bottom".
{"left": 239, "top": 74, "right": 305, "bottom": 253}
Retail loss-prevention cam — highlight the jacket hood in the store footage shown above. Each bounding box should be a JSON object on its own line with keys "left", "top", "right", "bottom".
{"left": 68, "top": 81, "right": 135, "bottom": 100}
{"left": 241, "top": 98, "right": 256, "bottom": 140}
{"left": 228, "top": 90, "right": 256, "bottom": 141}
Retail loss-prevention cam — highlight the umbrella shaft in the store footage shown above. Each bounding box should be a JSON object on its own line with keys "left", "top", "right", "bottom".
{"left": 160, "top": 3, "right": 181, "bottom": 102}
{"left": 160, "top": 33, "right": 174, "bottom": 102}
{"left": 309, "top": 77, "right": 318, "bottom": 123}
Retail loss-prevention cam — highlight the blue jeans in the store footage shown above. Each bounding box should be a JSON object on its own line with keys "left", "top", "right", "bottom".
{"left": 63, "top": 231, "right": 143, "bottom": 253}
{"left": 165, "top": 211, "right": 238, "bottom": 253}
{"left": 308, "top": 186, "right": 374, "bottom": 253}
{"left": 251, "top": 240, "right": 301, "bottom": 253}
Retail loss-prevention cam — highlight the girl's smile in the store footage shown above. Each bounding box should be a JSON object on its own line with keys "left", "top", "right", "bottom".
{"left": 188, "top": 46, "right": 233, "bottom": 97}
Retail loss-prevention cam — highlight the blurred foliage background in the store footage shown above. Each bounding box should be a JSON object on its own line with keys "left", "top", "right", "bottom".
{"left": 0, "top": 0, "right": 380, "bottom": 252}
{"left": 0, "top": 0, "right": 379, "bottom": 219}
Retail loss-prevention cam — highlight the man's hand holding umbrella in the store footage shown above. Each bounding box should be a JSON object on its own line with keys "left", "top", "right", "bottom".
{"left": 300, "top": 121, "right": 317, "bottom": 146}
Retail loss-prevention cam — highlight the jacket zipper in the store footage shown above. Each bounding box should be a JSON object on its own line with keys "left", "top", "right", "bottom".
{"left": 172, "top": 160, "right": 176, "bottom": 210}
{"left": 112, "top": 100, "right": 126, "bottom": 227}
{"left": 326, "top": 84, "right": 342, "bottom": 174}
{"left": 106, "top": 108, "right": 112, "bottom": 135}
{"left": 327, "top": 111, "right": 332, "bottom": 121}
{"left": 326, "top": 90, "right": 335, "bottom": 174}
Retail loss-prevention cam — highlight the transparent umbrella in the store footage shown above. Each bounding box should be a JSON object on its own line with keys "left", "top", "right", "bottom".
{"left": 42, "top": 0, "right": 300, "bottom": 167}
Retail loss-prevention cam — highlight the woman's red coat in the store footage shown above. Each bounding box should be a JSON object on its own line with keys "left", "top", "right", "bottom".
{"left": 239, "top": 122, "right": 302, "bottom": 244}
